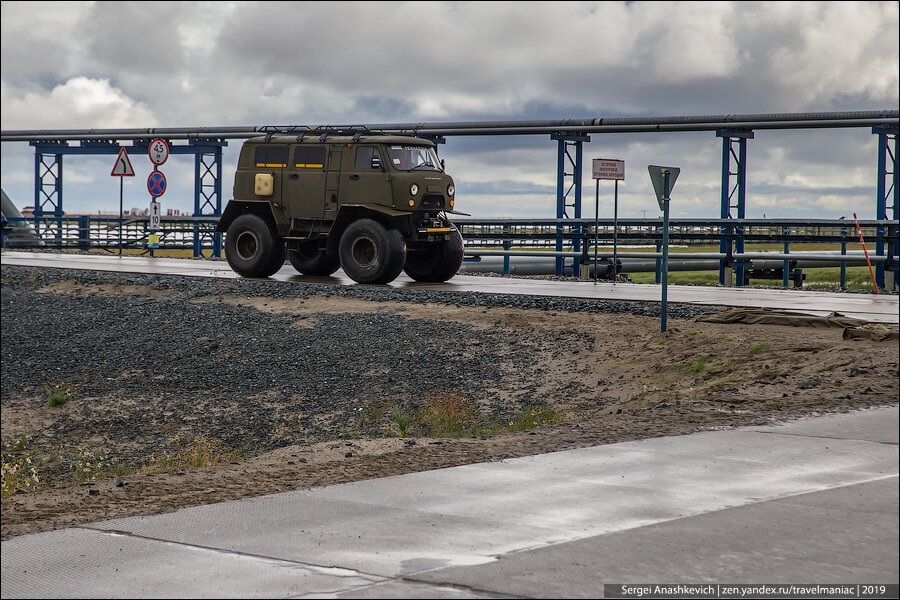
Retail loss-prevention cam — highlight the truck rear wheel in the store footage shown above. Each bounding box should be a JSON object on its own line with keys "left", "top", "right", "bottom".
{"left": 404, "top": 227, "right": 464, "bottom": 282}
{"left": 288, "top": 243, "right": 340, "bottom": 276}
{"left": 225, "top": 213, "right": 282, "bottom": 278}
{"left": 339, "top": 219, "right": 406, "bottom": 284}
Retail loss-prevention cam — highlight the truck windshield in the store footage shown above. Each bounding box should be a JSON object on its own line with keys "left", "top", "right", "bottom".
{"left": 387, "top": 146, "right": 441, "bottom": 171}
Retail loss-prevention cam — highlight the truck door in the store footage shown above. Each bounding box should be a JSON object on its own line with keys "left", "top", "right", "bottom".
{"left": 285, "top": 145, "right": 327, "bottom": 220}
{"left": 253, "top": 144, "right": 288, "bottom": 207}
{"left": 346, "top": 145, "right": 392, "bottom": 207}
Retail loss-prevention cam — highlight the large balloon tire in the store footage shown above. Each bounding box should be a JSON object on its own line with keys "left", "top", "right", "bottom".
{"left": 339, "top": 219, "right": 406, "bottom": 284}
{"left": 225, "top": 214, "right": 282, "bottom": 278}
{"left": 403, "top": 227, "right": 464, "bottom": 283}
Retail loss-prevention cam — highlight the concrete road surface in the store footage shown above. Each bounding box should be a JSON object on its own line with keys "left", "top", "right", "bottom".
{"left": 2, "top": 406, "right": 897, "bottom": 598}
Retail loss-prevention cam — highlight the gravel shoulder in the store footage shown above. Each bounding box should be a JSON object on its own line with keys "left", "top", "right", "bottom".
{"left": 2, "top": 264, "right": 898, "bottom": 540}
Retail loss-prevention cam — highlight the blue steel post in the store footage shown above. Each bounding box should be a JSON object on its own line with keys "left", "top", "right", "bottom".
{"left": 783, "top": 235, "right": 791, "bottom": 288}
{"left": 594, "top": 179, "right": 599, "bottom": 283}
{"left": 717, "top": 129, "right": 753, "bottom": 285}
{"left": 573, "top": 140, "right": 583, "bottom": 276}
{"left": 719, "top": 134, "right": 730, "bottom": 285}
{"left": 736, "top": 136, "right": 748, "bottom": 286}
{"left": 840, "top": 241, "right": 847, "bottom": 290}
{"left": 873, "top": 125, "right": 898, "bottom": 290}
{"left": 552, "top": 134, "right": 589, "bottom": 276}
{"left": 655, "top": 238, "right": 662, "bottom": 284}
{"left": 215, "top": 142, "right": 223, "bottom": 256}
{"left": 502, "top": 223, "right": 511, "bottom": 275}
{"left": 660, "top": 171, "right": 670, "bottom": 333}
{"left": 193, "top": 149, "right": 203, "bottom": 257}
{"left": 555, "top": 138, "right": 565, "bottom": 275}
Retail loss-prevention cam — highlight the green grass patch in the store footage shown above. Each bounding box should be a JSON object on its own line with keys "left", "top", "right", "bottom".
{"left": 506, "top": 405, "right": 564, "bottom": 432}
{"left": 141, "top": 432, "right": 244, "bottom": 474}
{"left": 393, "top": 410, "right": 411, "bottom": 436}
{"left": 414, "top": 391, "right": 486, "bottom": 438}
{"left": 690, "top": 354, "right": 711, "bottom": 373}
{"left": 43, "top": 382, "right": 78, "bottom": 407}
{"left": 1, "top": 436, "right": 41, "bottom": 497}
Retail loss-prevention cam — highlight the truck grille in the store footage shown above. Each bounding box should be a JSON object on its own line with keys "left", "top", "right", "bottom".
{"left": 420, "top": 196, "right": 444, "bottom": 210}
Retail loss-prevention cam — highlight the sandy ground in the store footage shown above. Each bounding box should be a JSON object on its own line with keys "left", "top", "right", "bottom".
{"left": 2, "top": 284, "right": 898, "bottom": 540}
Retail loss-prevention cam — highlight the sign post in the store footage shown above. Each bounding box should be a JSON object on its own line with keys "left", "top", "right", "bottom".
{"left": 147, "top": 139, "right": 169, "bottom": 257}
{"left": 110, "top": 148, "right": 135, "bottom": 255}
{"left": 591, "top": 159, "right": 625, "bottom": 283}
{"left": 648, "top": 165, "right": 680, "bottom": 332}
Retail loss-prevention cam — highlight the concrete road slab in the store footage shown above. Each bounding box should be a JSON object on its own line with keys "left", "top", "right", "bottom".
{"left": 411, "top": 480, "right": 898, "bottom": 597}
{"left": 2, "top": 406, "right": 897, "bottom": 598}
{"left": 3, "top": 251, "right": 897, "bottom": 323}
{"left": 320, "top": 579, "right": 506, "bottom": 599}
{"left": 88, "top": 495, "right": 559, "bottom": 577}
{"left": 78, "top": 425, "right": 896, "bottom": 581}
{"left": 0, "top": 526, "right": 385, "bottom": 599}
{"left": 748, "top": 406, "right": 900, "bottom": 444}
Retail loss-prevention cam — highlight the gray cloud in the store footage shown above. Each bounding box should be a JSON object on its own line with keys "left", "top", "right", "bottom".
{"left": 1, "top": 1, "right": 897, "bottom": 220}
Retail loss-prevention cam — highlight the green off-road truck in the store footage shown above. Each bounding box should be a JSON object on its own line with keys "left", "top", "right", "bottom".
{"left": 216, "top": 130, "right": 465, "bottom": 284}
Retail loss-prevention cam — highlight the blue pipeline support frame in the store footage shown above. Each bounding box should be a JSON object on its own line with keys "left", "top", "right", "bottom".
{"left": 873, "top": 125, "right": 898, "bottom": 290}
{"left": 33, "top": 145, "right": 64, "bottom": 246}
{"left": 717, "top": 129, "right": 753, "bottom": 286}
{"left": 191, "top": 139, "right": 225, "bottom": 257}
{"left": 552, "top": 133, "right": 590, "bottom": 276}
{"left": 30, "top": 139, "right": 226, "bottom": 257}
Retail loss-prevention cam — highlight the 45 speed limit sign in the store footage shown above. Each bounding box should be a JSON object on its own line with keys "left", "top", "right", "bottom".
{"left": 149, "top": 138, "right": 169, "bottom": 166}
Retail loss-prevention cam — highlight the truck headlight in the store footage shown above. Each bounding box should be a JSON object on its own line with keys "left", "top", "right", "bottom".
{"left": 409, "top": 184, "right": 419, "bottom": 196}
{"left": 447, "top": 185, "right": 455, "bottom": 196}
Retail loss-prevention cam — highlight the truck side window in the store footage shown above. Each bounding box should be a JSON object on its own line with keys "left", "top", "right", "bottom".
{"left": 255, "top": 145, "right": 288, "bottom": 168}
{"left": 294, "top": 146, "right": 326, "bottom": 169}
{"left": 354, "top": 146, "right": 381, "bottom": 169}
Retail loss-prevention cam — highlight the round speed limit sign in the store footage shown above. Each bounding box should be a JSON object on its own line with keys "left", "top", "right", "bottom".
{"left": 149, "top": 138, "right": 169, "bottom": 166}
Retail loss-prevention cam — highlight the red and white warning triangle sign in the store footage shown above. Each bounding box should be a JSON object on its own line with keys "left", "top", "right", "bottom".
{"left": 111, "top": 148, "right": 135, "bottom": 176}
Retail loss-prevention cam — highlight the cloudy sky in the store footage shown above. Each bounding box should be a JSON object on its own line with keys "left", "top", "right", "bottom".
{"left": 1, "top": 1, "right": 897, "bottom": 219}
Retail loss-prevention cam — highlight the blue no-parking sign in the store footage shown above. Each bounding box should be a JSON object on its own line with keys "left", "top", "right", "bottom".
{"left": 147, "top": 171, "right": 167, "bottom": 197}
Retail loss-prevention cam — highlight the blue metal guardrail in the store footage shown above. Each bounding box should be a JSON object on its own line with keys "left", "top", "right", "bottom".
{"left": 0, "top": 215, "right": 220, "bottom": 256}
{"left": 2, "top": 215, "right": 896, "bottom": 288}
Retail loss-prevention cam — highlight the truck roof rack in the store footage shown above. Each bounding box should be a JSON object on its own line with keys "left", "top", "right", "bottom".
{"left": 257, "top": 125, "right": 430, "bottom": 143}
{"left": 258, "top": 125, "right": 313, "bottom": 142}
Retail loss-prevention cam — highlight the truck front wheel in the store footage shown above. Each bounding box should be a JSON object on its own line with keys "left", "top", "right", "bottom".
{"left": 404, "top": 227, "right": 464, "bottom": 282}
{"left": 225, "top": 213, "right": 282, "bottom": 278}
{"left": 339, "top": 219, "right": 406, "bottom": 284}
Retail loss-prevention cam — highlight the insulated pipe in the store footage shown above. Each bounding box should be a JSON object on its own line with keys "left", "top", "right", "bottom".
{"left": 464, "top": 249, "right": 888, "bottom": 263}
{"left": 3, "top": 111, "right": 897, "bottom": 142}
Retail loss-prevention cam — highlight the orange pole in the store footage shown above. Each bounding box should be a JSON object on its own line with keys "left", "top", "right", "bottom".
{"left": 853, "top": 213, "right": 879, "bottom": 295}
